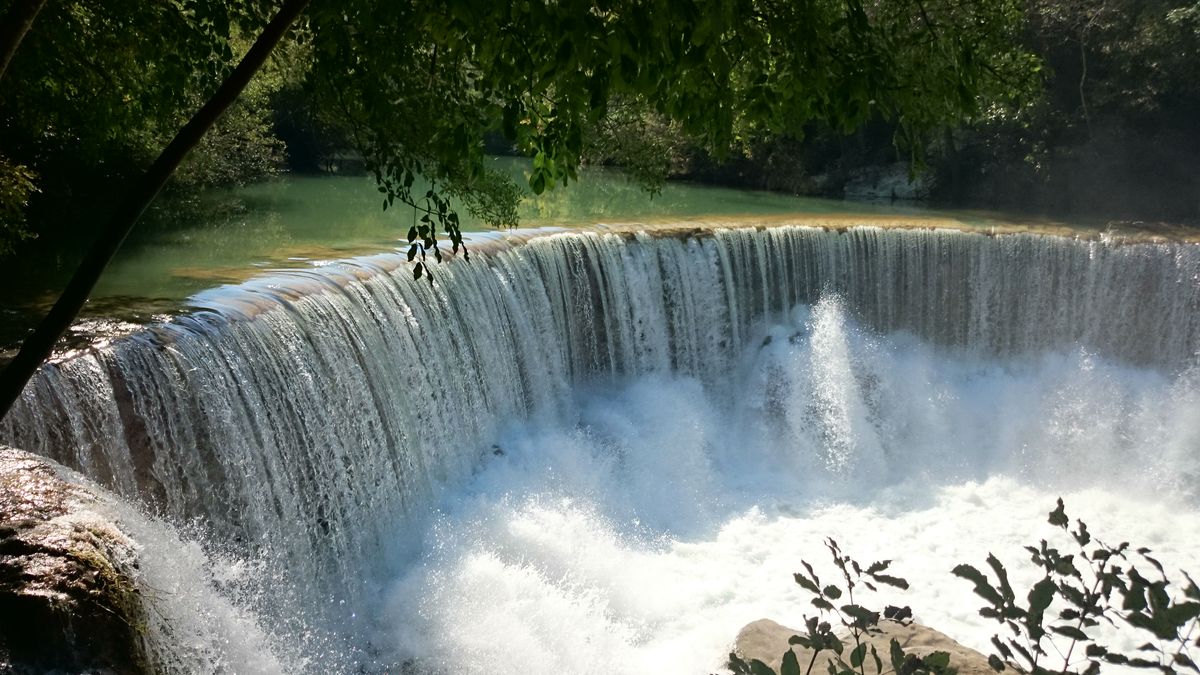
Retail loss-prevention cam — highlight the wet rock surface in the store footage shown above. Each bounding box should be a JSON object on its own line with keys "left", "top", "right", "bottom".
{"left": 732, "top": 618, "right": 994, "bottom": 675}
{"left": 0, "top": 445, "right": 150, "bottom": 675}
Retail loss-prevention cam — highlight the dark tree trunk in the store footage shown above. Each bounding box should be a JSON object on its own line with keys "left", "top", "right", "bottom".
{"left": 0, "top": 0, "right": 311, "bottom": 420}
{"left": 0, "top": 0, "right": 47, "bottom": 83}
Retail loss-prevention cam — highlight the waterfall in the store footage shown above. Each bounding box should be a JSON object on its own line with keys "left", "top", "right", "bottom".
{"left": 2, "top": 223, "right": 1199, "bottom": 668}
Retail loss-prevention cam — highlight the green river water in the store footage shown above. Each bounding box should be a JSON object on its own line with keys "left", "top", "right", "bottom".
{"left": 0, "top": 158, "right": 1088, "bottom": 353}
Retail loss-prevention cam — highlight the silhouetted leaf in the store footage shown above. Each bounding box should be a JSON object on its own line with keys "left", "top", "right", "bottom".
{"left": 750, "top": 658, "right": 777, "bottom": 675}
{"left": 794, "top": 572, "right": 821, "bottom": 595}
{"left": 953, "top": 564, "right": 1005, "bottom": 607}
{"left": 889, "top": 639, "right": 905, "bottom": 674}
{"left": 803, "top": 561, "right": 822, "bottom": 588}
{"left": 850, "top": 643, "right": 867, "bottom": 668}
{"left": 1184, "top": 572, "right": 1200, "bottom": 601}
{"left": 924, "top": 651, "right": 951, "bottom": 669}
{"left": 986, "top": 554, "right": 1016, "bottom": 602}
{"left": 1073, "top": 520, "right": 1091, "bottom": 547}
{"left": 990, "top": 636, "right": 1013, "bottom": 660}
{"left": 729, "top": 652, "right": 753, "bottom": 674}
{"left": 987, "top": 654, "right": 1005, "bottom": 672}
{"left": 782, "top": 649, "right": 801, "bottom": 675}
{"left": 1167, "top": 601, "right": 1200, "bottom": 626}
{"left": 1049, "top": 499, "right": 1069, "bottom": 528}
{"left": 1050, "top": 625, "right": 1088, "bottom": 641}
{"left": 871, "top": 574, "right": 910, "bottom": 590}
{"left": 1028, "top": 577, "right": 1055, "bottom": 619}
{"left": 841, "top": 604, "right": 879, "bottom": 627}
{"left": 1137, "top": 548, "right": 1166, "bottom": 576}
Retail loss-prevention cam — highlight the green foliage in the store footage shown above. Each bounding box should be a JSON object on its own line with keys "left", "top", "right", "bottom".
{"left": 0, "top": 157, "right": 37, "bottom": 255}
{"left": 173, "top": 36, "right": 288, "bottom": 191}
{"left": 0, "top": 0, "right": 284, "bottom": 248}
{"left": 303, "top": 0, "right": 1034, "bottom": 277}
{"left": 732, "top": 540, "right": 952, "bottom": 675}
{"left": 582, "top": 97, "right": 691, "bottom": 195}
{"left": 954, "top": 499, "right": 1200, "bottom": 675}
{"left": 929, "top": 0, "right": 1200, "bottom": 220}
{"left": 743, "top": 502, "right": 1198, "bottom": 675}
{"left": 0, "top": 0, "right": 1036, "bottom": 266}
{"left": 0, "top": 0, "right": 271, "bottom": 163}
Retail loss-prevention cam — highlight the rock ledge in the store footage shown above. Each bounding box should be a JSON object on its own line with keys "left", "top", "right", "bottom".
{"left": 733, "top": 618, "right": 994, "bottom": 675}
{"left": 0, "top": 445, "right": 150, "bottom": 675}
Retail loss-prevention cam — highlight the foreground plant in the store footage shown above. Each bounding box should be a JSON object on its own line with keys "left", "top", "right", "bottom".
{"left": 729, "top": 539, "right": 954, "bottom": 675}
{"left": 733, "top": 500, "right": 1199, "bottom": 675}
{"left": 954, "top": 499, "right": 1200, "bottom": 675}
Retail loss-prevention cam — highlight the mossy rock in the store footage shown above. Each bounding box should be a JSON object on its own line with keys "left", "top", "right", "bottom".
{"left": 0, "top": 446, "right": 151, "bottom": 675}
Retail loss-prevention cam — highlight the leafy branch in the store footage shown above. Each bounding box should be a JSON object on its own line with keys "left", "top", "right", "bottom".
{"left": 727, "top": 501, "right": 1198, "bottom": 675}
{"left": 953, "top": 499, "right": 1200, "bottom": 675}
{"left": 730, "top": 540, "right": 953, "bottom": 675}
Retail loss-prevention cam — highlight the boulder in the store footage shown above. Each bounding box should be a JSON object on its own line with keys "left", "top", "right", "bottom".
{"left": 732, "top": 618, "right": 994, "bottom": 675}
{"left": 0, "top": 445, "right": 151, "bottom": 674}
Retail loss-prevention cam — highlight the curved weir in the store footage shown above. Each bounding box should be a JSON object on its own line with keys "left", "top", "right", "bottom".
{"left": 2, "top": 222, "right": 1200, "bottom": 672}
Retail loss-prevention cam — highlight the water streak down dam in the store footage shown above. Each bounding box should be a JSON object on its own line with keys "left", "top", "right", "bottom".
{"left": 2, "top": 223, "right": 1200, "bottom": 671}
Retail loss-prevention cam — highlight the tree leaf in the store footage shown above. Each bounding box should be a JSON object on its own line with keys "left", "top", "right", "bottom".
{"left": 924, "top": 651, "right": 951, "bottom": 669}
{"left": 794, "top": 573, "right": 820, "bottom": 595}
{"left": 750, "top": 659, "right": 777, "bottom": 675}
{"left": 870, "top": 573, "right": 910, "bottom": 590}
{"left": 953, "top": 564, "right": 1005, "bottom": 608}
{"left": 986, "top": 554, "right": 1016, "bottom": 602}
{"left": 782, "top": 649, "right": 802, "bottom": 675}
{"left": 1048, "top": 499, "right": 1069, "bottom": 528}
{"left": 1049, "top": 625, "right": 1088, "bottom": 641}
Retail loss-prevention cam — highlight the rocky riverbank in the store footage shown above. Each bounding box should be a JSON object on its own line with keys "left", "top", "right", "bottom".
{"left": 0, "top": 445, "right": 150, "bottom": 674}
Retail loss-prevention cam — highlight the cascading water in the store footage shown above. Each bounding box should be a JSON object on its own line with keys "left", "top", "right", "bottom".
{"left": 2, "top": 223, "right": 1198, "bottom": 673}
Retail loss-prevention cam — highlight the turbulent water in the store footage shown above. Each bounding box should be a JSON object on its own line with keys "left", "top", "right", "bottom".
{"left": 2, "top": 224, "right": 1199, "bottom": 673}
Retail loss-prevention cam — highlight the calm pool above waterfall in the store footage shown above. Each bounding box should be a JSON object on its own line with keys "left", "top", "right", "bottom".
{"left": 0, "top": 159, "right": 1052, "bottom": 353}
{"left": 2, "top": 171, "right": 1198, "bottom": 674}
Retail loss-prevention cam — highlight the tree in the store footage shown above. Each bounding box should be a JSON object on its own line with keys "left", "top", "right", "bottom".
{"left": 0, "top": 0, "right": 287, "bottom": 250}
{"left": 0, "top": 0, "right": 45, "bottom": 82}
{"left": 0, "top": 0, "right": 1036, "bottom": 419}
{"left": 0, "top": 0, "right": 308, "bottom": 418}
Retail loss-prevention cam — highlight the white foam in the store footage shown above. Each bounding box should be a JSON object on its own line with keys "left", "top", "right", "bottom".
{"left": 375, "top": 297, "right": 1200, "bottom": 674}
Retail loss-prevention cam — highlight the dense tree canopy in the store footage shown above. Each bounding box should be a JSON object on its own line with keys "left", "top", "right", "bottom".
{"left": 0, "top": 0, "right": 1035, "bottom": 256}
{"left": 303, "top": 0, "right": 1034, "bottom": 270}
{"left": 0, "top": 0, "right": 285, "bottom": 252}
{"left": 0, "top": 0, "right": 1037, "bottom": 417}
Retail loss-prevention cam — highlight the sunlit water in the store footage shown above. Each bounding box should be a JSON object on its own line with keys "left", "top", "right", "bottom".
{"left": 376, "top": 298, "right": 1200, "bottom": 674}
{"left": 3, "top": 224, "right": 1198, "bottom": 674}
